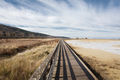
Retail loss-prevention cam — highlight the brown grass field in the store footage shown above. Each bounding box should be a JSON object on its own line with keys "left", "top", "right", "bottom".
{"left": 0, "top": 39, "right": 58, "bottom": 80}
{"left": 0, "top": 39, "right": 57, "bottom": 57}
{"left": 66, "top": 39, "right": 120, "bottom": 80}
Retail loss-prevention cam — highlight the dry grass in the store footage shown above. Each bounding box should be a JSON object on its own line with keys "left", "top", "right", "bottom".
{"left": 70, "top": 45, "right": 120, "bottom": 80}
{"left": 0, "top": 39, "right": 56, "bottom": 56}
{"left": 0, "top": 40, "right": 57, "bottom": 80}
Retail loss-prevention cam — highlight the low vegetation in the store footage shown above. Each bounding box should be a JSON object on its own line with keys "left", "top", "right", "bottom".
{"left": 0, "top": 40, "right": 57, "bottom": 80}
{"left": 0, "top": 39, "right": 57, "bottom": 57}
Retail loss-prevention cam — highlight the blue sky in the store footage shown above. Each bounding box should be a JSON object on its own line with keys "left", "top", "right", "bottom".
{"left": 0, "top": 0, "right": 120, "bottom": 39}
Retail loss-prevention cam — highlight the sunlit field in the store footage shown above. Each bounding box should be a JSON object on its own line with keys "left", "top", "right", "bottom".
{"left": 0, "top": 39, "right": 55, "bottom": 57}
{"left": 0, "top": 39, "right": 58, "bottom": 80}
{"left": 66, "top": 39, "right": 120, "bottom": 80}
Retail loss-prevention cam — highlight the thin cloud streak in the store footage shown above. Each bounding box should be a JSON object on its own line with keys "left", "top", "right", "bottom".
{"left": 0, "top": 0, "right": 120, "bottom": 38}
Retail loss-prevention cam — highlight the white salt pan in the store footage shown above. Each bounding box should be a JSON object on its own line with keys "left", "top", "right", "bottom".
{"left": 66, "top": 40, "right": 120, "bottom": 55}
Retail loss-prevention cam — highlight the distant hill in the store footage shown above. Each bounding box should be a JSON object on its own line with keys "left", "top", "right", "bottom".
{"left": 0, "top": 24, "right": 53, "bottom": 38}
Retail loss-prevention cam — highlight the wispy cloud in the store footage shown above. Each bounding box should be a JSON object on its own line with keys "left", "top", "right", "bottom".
{"left": 0, "top": 0, "right": 120, "bottom": 38}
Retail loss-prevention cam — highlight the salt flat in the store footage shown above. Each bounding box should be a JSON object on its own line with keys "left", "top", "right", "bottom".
{"left": 66, "top": 39, "right": 120, "bottom": 80}
{"left": 66, "top": 39, "right": 120, "bottom": 55}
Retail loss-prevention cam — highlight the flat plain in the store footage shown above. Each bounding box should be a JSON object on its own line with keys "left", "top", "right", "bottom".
{"left": 0, "top": 38, "right": 58, "bottom": 80}
{"left": 0, "top": 39, "right": 56, "bottom": 57}
{"left": 66, "top": 39, "right": 120, "bottom": 80}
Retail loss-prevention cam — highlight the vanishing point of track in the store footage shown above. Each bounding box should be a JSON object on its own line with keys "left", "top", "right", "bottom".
{"left": 29, "top": 40, "right": 98, "bottom": 80}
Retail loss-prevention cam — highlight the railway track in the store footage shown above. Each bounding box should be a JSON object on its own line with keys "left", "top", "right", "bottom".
{"left": 29, "top": 40, "right": 98, "bottom": 80}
